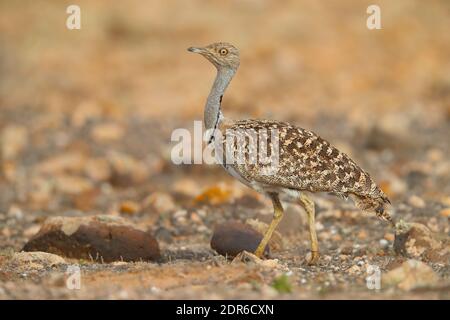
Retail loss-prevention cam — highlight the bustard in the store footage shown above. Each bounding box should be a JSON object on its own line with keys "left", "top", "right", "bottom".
{"left": 188, "top": 42, "right": 393, "bottom": 265}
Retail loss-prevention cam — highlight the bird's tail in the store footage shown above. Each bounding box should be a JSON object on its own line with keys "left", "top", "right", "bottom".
{"left": 351, "top": 194, "right": 395, "bottom": 227}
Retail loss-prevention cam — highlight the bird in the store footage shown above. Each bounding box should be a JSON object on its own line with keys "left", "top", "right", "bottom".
{"left": 188, "top": 42, "right": 393, "bottom": 265}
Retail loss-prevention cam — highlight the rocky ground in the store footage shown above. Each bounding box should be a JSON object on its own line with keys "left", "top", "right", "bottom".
{"left": 0, "top": 0, "right": 449, "bottom": 299}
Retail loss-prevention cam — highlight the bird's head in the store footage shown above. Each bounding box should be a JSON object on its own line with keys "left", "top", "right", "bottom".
{"left": 188, "top": 42, "right": 240, "bottom": 71}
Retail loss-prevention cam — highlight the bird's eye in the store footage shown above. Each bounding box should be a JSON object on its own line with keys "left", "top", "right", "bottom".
{"left": 219, "top": 48, "right": 228, "bottom": 56}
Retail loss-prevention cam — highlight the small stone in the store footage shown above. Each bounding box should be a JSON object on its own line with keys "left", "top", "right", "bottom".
{"left": 154, "top": 226, "right": 173, "bottom": 243}
{"left": 36, "top": 152, "right": 86, "bottom": 175}
{"left": 143, "top": 192, "right": 176, "bottom": 213}
{"left": 394, "top": 220, "right": 449, "bottom": 263}
{"left": 190, "top": 212, "right": 202, "bottom": 224}
{"left": 339, "top": 254, "right": 349, "bottom": 261}
{"left": 172, "top": 179, "right": 201, "bottom": 197}
{"left": 1, "top": 228, "right": 11, "bottom": 237}
{"left": 84, "top": 158, "right": 111, "bottom": 182}
{"left": 119, "top": 200, "right": 140, "bottom": 215}
{"left": 439, "top": 208, "right": 450, "bottom": 218}
{"left": 384, "top": 233, "right": 395, "bottom": 242}
{"left": 73, "top": 189, "right": 101, "bottom": 211}
{"left": 231, "top": 250, "right": 260, "bottom": 264}
{"left": 331, "top": 234, "right": 343, "bottom": 242}
{"left": 7, "top": 205, "right": 24, "bottom": 220}
{"left": 408, "top": 195, "right": 426, "bottom": 208}
{"left": 7, "top": 251, "right": 66, "bottom": 272}
{"left": 23, "top": 215, "right": 160, "bottom": 262}
{"left": 196, "top": 225, "right": 209, "bottom": 233}
{"left": 71, "top": 100, "right": 102, "bottom": 127}
{"left": 195, "top": 185, "right": 232, "bottom": 205}
{"left": 260, "top": 258, "right": 282, "bottom": 269}
{"left": 340, "top": 245, "right": 353, "bottom": 255}
{"left": 23, "top": 225, "right": 41, "bottom": 238}
{"left": 357, "top": 230, "right": 368, "bottom": 240}
{"left": 108, "top": 151, "right": 149, "bottom": 186}
{"left": 347, "top": 265, "right": 361, "bottom": 274}
{"left": 90, "top": 122, "right": 124, "bottom": 143}
{"left": 379, "top": 239, "right": 389, "bottom": 248}
{"left": 55, "top": 175, "right": 93, "bottom": 195}
{"left": 315, "top": 221, "right": 324, "bottom": 231}
{"left": 440, "top": 197, "right": 450, "bottom": 207}
{"left": 29, "top": 176, "right": 53, "bottom": 206}
{"left": 173, "top": 210, "right": 187, "bottom": 219}
{"left": 382, "top": 259, "right": 439, "bottom": 291}
{"left": 1, "top": 125, "right": 28, "bottom": 160}
{"left": 211, "top": 221, "right": 269, "bottom": 258}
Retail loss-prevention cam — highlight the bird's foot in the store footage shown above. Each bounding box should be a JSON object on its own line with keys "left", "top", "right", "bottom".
{"left": 254, "top": 246, "right": 264, "bottom": 259}
{"left": 232, "top": 250, "right": 262, "bottom": 264}
{"left": 233, "top": 251, "right": 282, "bottom": 269}
{"left": 305, "top": 251, "right": 320, "bottom": 265}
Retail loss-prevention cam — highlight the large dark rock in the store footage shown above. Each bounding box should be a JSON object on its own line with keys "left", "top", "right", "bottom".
{"left": 210, "top": 221, "right": 269, "bottom": 258}
{"left": 23, "top": 215, "right": 160, "bottom": 262}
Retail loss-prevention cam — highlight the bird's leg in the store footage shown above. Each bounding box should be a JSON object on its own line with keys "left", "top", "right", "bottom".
{"left": 299, "top": 194, "right": 320, "bottom": 265}
{"left": 254, "top": 193, "right": 284, "bottom": 258}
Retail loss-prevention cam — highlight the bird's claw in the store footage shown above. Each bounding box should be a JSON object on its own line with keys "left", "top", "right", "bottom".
{"left": 305, "top": 251, "right": 320, "bottom": 265}
{"left": 232, "top": 251, "right": 262, "bottom": 264}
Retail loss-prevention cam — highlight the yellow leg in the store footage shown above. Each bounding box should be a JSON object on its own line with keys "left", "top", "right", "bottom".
{"left": 299, "top": 194, "right": 320, "bottom": 265}
{"left": 254, "top": 193, "right": 284, "bottom": 258}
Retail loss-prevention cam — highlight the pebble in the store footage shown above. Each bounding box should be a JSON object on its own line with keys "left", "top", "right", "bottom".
{"left": 408, "top": 195, "right": 426, "bottom": 208}
{"left": 119, "top": 201, "right": 141, "bottom": 215}
{"left": 195, "top": 185, "right": 232, "bottom": 205}
{"left": 84, "top": 158, "right": 111, "bottom": 182}
{"left": 7, "top": 251, "right": 66, "bottom": 272}
{"left": 394, "top": 221, "right": 448, "bottom": 263}
{"left": 55, "top": 175, "right": 93, "bottom": 195}
{"left": 357, "top": 230, "right": 368, "bottom": 240}
{"left": 382, "top": 259, "right": 439, "bottom": 291}
{"left": 384, "top": 233, "right": 395, "bottom": 242}
{"left": 211, "top": 221, "right": 269, "bottom": 258}
{"left": 144, "top": 192, "right": 176, "bottom": 213}
{"left": 7, "top": 205, "right": 24, "bottom": 220}
{"left": 347, "top": 265, "right": 361, "bottom": 274}
{"left": 90, "top": 122, "right": 124, "bottom": 143}
{"left": 1, "top": 125, "right": 28, "bottom": 160}
{"left": 173, "top": 210, "right": 187, "bottom": 219}
{"left": 108, "top": 151, "right": 149, "bottom": 186}
{"left": 439, "top": 208, "right": 450, "bottom": 218}
{"left": 339, "top": 254, "right": 349, "bottom": 261}
{"left": 379, "top": 239, "right": 389, "bottom": 248}
{"left": 315, "top": 221, "right": 324, "bottom": 231}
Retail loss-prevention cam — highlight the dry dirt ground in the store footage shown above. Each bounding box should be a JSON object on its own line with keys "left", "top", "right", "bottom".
{"left": 0, "top": 1, "right": 449, "bottom": 299}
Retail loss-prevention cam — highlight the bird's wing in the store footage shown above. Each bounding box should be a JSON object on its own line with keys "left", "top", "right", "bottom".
{"left": 223, "top": 119, "right": 388, "bottom": 204}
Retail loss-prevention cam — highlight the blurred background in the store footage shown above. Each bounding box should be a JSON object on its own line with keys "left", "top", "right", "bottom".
{"left": 0, "top": 0, "right": 448, "bottom": 299}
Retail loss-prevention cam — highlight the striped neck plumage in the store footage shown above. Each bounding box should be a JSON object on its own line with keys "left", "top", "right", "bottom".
{"left": 204, "top": 68, "right": 235, "bottom": 137}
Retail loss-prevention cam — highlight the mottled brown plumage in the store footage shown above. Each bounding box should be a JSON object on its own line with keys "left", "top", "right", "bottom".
{"left": 219, "top": 119, "right": 391, "bottom": 221}
{"left": 188, "top": 42, "right": 393, "bottom": 265}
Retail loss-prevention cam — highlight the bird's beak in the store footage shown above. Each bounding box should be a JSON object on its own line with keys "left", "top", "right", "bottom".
{"left": 187, "top": 46, "right": 206, "bottom": 54}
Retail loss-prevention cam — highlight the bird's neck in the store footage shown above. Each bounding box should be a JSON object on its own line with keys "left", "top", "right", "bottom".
{"left": 204, "top": 68, "right": 235, "bottom": 132}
